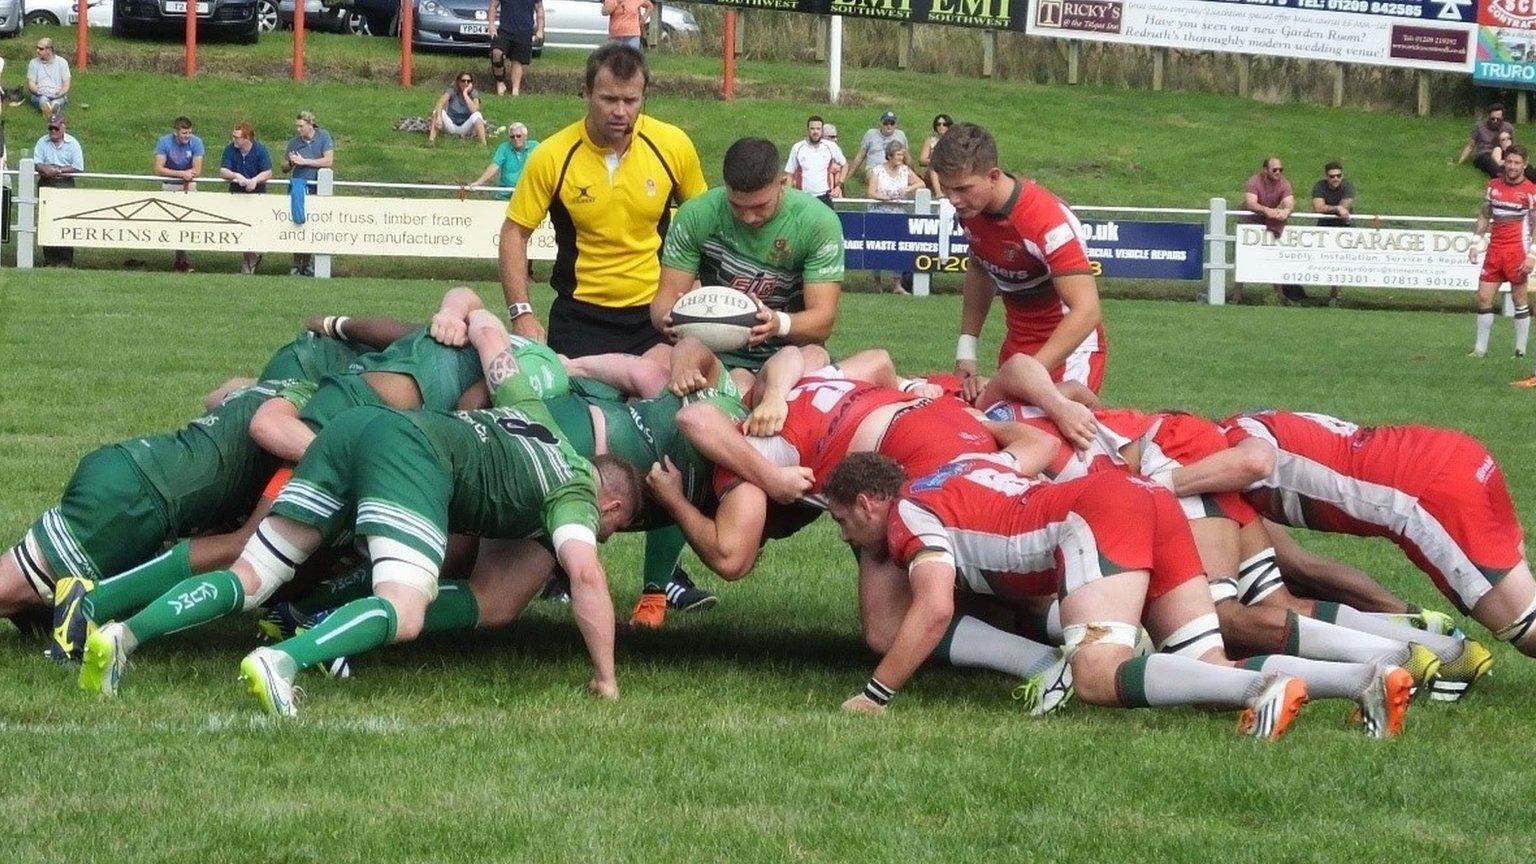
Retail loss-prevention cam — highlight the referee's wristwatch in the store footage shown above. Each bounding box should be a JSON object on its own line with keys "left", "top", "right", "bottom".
{"left": 507, "top": 302, "right": 535, "bottom": 321}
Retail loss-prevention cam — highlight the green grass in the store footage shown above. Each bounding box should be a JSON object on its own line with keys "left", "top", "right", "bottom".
{"left": 3, "top": 272, "right": 1536, "bottom": 862}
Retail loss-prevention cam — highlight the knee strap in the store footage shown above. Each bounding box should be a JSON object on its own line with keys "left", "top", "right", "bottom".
{"left": 368, "top": 536, "right": 441, "bottom": 602}
{"left": 1495, "top": 595, "right": 1536, "bottom": 644}
{"left": 1517, "top": 305, "right": 1532, "bottom": 320}
{"left": 240, "top": 522, "right": 304, "bottom": 610}
{"left": 1062, "top": 621, "right": 1142, "bottom": 660}
{"left": 1236, "top": 549, "right": 1285, "bottom": 605}
{"left": 1477, "top": 307, "right": 1496, "bottom": 316}
{"left": 1156, "top": 612, "right": 1224, "bottom": 658}
{"left": 12, "top": 534, "right": 56, "bottom": 603}
{"left": 1208, "top": 577, "right": 1239, "bottom": 605}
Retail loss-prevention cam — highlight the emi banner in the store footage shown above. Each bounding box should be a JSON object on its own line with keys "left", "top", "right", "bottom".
{"left": 1474, "top": 0, "right": 1536, "bottom": 87}
{"left": 1026, "top": 0, "right": 1476, "bottom": 73}
{"left": 1233, "top": 223, "right": 1479, "bottom": 289}
{"left": 690, "top": 0, "right": 1030, "bottom": 32}
{"left": 841, "top": 211, "right": 1205, "bottom": 279}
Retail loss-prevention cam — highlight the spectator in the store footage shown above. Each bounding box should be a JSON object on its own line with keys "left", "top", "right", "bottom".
{"left": 26, "top": 37, "right": 71, "bottom": 115}
{"left": 34, "top": 113, "right": 83, "bottom": 267}
{"left": 846, "top": 111, "right": 908, "bottom": 189}
{"left": 488, "top": 0, "right": 544, "bottom": 97}
{"left": 783, "top": 114, "right": 846, "bottom": 206}
{"left": 602, "top": 0, "right": 651, "bottom": 51}
{"left": 1311, "top": 160, "right": 1356, "bottom": 306}
{"left": 1242, "top": 155, "right": 1302, "bottom": 304}
{"left": 153, "top": 116, "right": 205, "bottom": 274}
{"left": 430, "top": 71, "right": 488, "bottom": 146}
{"left": 918, "top": 112, "right": 952, "bottom": 195}
{"left": 1493, "top": 129, "right": 1515, "bottom": 167}
{"left": 282, "top": 109, "right": 335, "bottom": 277}
{"left": 867, "top": 140, "right": 925, "bottom": 294}
{"left": 1460, "top": 104, "right": 1516, "bottom": 178}
{"left": 220, "top": 121, "right": 273, "bottom": 275}
{"left": 823, "top": 123, "right": 841, "bottom": 151}
{"left": 470, "top": 122, "right": 538, "bottom": 200}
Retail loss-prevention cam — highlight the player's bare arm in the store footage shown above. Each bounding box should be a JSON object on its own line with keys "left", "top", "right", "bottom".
{"left": 557, "top": 538, "right": 619, "bottom": 698}
{"left": 303, "top": 314, "right": 415, "bottom": 350}
{"left": 955, "top": 265, "right": 993, "bottom": 379}
{"left": 677, "top": 402, "right": 812, "bottom": 503}
{"left": 1168, "top": 437, "right": 1276, "bottom": 496}
{"left": 651, "top": 265, "right": 700, "bottom": 340}
{"left": 431, "top": 286, "right": 488, "bottom": 347}
{"left": 978, "top": 354, "right": 1099, "bottom": 449}
{"left": 647, "top": 457, "right": 769, "bottom": 581}
{"left": 755, "top": 282, "right": 841, "bottom": 349}
{"left": 203, "top": 378, "right": 257, "bottom": 411}
{"left": 745, "top": 344, "right": 811, "bottom": 435}
{"left": 249, "top": 397, "right": 316, "bottom": 463}
{"left": 987, "top": 422, "right": 1064, "bottom": 476}
{"left": 845, "top": 557, "right": 956, "bottom": 715}
{"left": 1031, "top": 273, "right": 1102, "bottom": 372}
{"left": 565, "top": 354, "right": 670, "bottom": 399}
{"left": 498, "top": 219, "right": 545, "bottom": 341}
{"left": 466, "top": 309, "right": 520, "bottom": 389}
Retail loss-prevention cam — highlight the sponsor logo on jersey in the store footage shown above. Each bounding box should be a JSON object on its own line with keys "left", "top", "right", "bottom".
{"left": 910, "top": 459, "right": 969, "bottom": 492}
{"left": 1043, "top": 222, "right": 1075, "bottom": 254}
{"left": 645, "top": 178, "right": 658, "bottom": 197}
{"left": 769, "top": 236, "right": 793, "bottom": 264}
{"left": 572, "top": 185, "right": 597, "bottom": 204}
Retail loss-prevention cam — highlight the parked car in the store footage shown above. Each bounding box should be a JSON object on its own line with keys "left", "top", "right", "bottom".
{"left": 1, "top": 0, "right": 22, "bottom": 37}
{"left": 330, "top": 0, "right": 697, "bottom": 53}
{"left": 112, "top": 0, "right": 260, "bottom": 43}
{"left": 268, "top": 0, "right": 373, "bottom": 33}
{"left": 28, "top": 0, "right": 109, "bottom": 26}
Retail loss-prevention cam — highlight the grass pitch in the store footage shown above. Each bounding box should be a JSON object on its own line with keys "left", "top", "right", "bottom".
{"left": 2, "top": 272, "right": 1535, "bottom": 862}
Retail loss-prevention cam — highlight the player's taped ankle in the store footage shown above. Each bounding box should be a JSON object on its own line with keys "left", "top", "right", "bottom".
{"left": 1208, "top": 577, "right": 1240, "bottom": 605}
{"left": 1236, "top": 549, "right": 1285, "bottom": 605}
{"left": 863, "top": 677, "right": 895, "bottom": 706}
{"left": 11, "top": 533, "right": 57, "bottom": 603}
{"left": 1477, "top": 307, "right": 1496, "bottom": 316}
{"left": 1156, "top": 613, "right": 1224, "bottom": 658}
{"left": 241, "top": 524, "right": 303, "bottom": 609}
{"left": 367, "top": 537, "right": 441, "bottom": 601}
{"left": 1062, "top": 621, "right": 1141, "bottom": 660}
{"left": 1495, "top": 595, "right": 1536, "bottom": 644}
{"left": 1517, "top": 305, "right": 1532, "bottom": 320}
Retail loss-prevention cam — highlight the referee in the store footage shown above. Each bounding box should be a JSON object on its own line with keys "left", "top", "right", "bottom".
{"left": 498, "top": 44, "right": 707, "bottom": 356}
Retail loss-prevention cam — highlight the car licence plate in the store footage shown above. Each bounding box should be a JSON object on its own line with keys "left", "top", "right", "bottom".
{"left": 460, "top": 23, "right": 488, "bottom": 35}
{"left": 165, "top": 1, "right": 211, "bottom": 13}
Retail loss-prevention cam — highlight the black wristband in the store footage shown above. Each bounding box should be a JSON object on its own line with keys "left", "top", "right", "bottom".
{"left": 864, "top": 678, "right": 895, "bottom": 706}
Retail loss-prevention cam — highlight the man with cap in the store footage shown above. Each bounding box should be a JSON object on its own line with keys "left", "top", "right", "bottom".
{"left": 33, "top": 113, "right": 84, "bottom": 267}
{"left": 846, "top": 111, "right": 909, "bottom": 192}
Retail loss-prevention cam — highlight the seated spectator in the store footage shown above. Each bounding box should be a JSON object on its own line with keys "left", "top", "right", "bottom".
{"left": 1311, "top": 160, "right": 1356, "bottom": 307}
{"left": 1460, "top": 104, "right": 1516, "bottom": 178}
{"left": 282, "top": 109, "right": 335, "bottom": 277}
{"left": 34, "top": 113, "right": 83, "bottom": 267}
{"left": 220, "top": 121, "right": 274, "bottom": 275}
{"left": 1240, "top": 155, "right": 1303, "bottom": 304}
{"left": 154, "top": 116, "right": 205, "bottom": 274}
{"left": 602, "top": 0, "right": 651, "bottom": 51}
{"left": 469, "top": 122, "right": 537, "bottom": 200}
{"left": 430, "top": 72, "right": 487, "bottom": 146}
{"left": 26, "top": 38, "right": 71, "bottom": 115}
{"left": 1493, "top": 129, "right": 1515, "bottom": 167}
{"left": 867, "top": 140, "right": 925, "bottom": 294}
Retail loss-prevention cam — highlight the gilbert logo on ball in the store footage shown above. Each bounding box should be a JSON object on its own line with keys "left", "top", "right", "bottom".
{"left": 671, "top": 286, "right": 760, "bottom": 352}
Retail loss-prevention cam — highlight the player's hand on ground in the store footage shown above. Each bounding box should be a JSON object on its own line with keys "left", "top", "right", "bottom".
{"left": 670, "top": 365, "right": 708, "bottom": 397}
{"left": 1052, "top": 400, "right": 1099, "bottom": 451}
{"left": 588, "top": 676, "right": 619, "bottom": 700}
{"left": 747, "top": 391, "right": 789, "bottom": 436}
{"left": 510, "top": 313, "right": 546, "bottom": 343}
{"left": 646, "top": 456, "right": 685, "bottom": 502}
{"left": 430, "top": 311, "right": 470, "bottom": 347}
{"left": 746, "top": 299, "right": 777, "bottom": 348}
{"left": 961, "top": 374, "right": 989, "bottom": 405}
{"left": 841, "top": 693, "right": 886, "bottom": 716}
{"left": 765, "top": 466, "right": 814, "bottom": 505}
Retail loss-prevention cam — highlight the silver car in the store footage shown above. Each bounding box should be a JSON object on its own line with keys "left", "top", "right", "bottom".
{"left": 315, "top": 0, "right": 697, "bottom": 52}
{"left": 0, "top": 0, "right": 23, "bottom": 36}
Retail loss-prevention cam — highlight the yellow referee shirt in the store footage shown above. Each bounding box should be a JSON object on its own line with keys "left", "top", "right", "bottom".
{"left": 507, "top": 114, "right": 708, "bottom": 309}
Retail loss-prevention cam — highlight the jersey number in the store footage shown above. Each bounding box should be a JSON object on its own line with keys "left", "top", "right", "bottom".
{"left": 496, "top": 416, "right": 559, "bottom": 445}
{"left": 961, "top": 468, "right": 1034, "bottom": 497}
{"left": 787, "top": 379, "right": 857, "bottom": 413}
{"left": 1295, "top": 412, "right": 1359, "bottom": 437}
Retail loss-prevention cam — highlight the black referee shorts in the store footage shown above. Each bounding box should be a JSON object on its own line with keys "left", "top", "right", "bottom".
{"left": 548, "top": 295, "right": 663, "bottom": 359}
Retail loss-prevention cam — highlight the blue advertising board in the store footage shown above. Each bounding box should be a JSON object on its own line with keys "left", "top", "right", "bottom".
{"left": 839, "top": 211, "right": 1205, "bottom": 280}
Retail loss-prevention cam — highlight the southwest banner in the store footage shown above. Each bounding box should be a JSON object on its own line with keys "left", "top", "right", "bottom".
{"left": 689, "top": 0, "right": 1031, "bottom": 32}
{"left": 1026, "top": 0, "right": 1476, "bottom": 72}
{"left": 1476, "top": 0, "right": 1536, "bottom": 87}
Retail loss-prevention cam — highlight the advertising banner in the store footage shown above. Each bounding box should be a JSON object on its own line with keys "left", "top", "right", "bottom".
{"left": 842, "top": 211, "right": 1205, "bottom": 279}
{"left": 1233, "top": 223, "right": 1479, "bottom": 289}
{"left": 690, "top": 0, "right": 1030, "bottom": 32}
{"left": 1475, "top": 0, "right": 1536, "bottom": 87}
{"left": 1026, "top": 0, "right": 1477, "bottom": 72}
{"left": 37, "top": 188, "right": 559, "bottom": 259}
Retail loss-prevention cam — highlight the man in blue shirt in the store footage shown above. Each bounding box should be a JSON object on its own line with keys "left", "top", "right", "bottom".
{"left": 282, "top": 110, "right": 335, "bottom": 277}
{"left": 220, "top": 121, "right": 274, "bottom": 275}
{"left": 469, "top": 122, "right": 538, "bottom": 200}
{"left": 33, "top": 113, "right": 84, "bottom": 267}
{"left": 153, "top": 116, "right": 206, "bottom": 274}
{"left": 488, "top": 0, "right": 544, "bottom": 96}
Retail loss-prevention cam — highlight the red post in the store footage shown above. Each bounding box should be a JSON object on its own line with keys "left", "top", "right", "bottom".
{"left": 722, "top": 11, "right": 736, "bottom": 100}
{"left": 400, "top": 0, "right": 414, "bottom": 87}
{"left": 294, "top": 1, "right": 306, "bottom": 81}
{"left": 185, "top": 2, "right": 197, "bottom": 77}
{"left": 75, "top": 0, "right": 89, "bottom": 69}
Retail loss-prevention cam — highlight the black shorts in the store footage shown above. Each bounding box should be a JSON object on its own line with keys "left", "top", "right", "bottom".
{"left": 491, "top": 31, "right": 534, "bottom": 65}
{"left": 548, "top": 295, "right": 663, "bottom": 358}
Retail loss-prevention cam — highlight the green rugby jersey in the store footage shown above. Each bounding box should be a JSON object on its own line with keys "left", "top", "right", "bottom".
{"left": 661, "top": 186, "right": 844, "bottom": 369}
{"left": 115, "top": 380, "right": 285, "bottom": 536}
{"left": 350, "top": 328, "right": 484, "bottom": 412}
{"left": 259, "top": 332, "right": 366, "bottom": 383}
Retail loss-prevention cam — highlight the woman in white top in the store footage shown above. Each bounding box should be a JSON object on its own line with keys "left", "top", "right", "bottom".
{"left": 867, "top": 140, "right": 927, "bottom": 294}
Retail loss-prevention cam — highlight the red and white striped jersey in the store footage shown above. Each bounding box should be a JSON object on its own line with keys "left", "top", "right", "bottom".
{"left": 981, "top": 401, "right": 1151, "bottom": 481}
{"left": 1485, "top": 175, "right": 1536, "bottom": 248}
{"left": 746, "top": 372, "right": 913, "bottom": 494}
{"left": 1222, "top": 410, "right": 1460, "bottom": 528}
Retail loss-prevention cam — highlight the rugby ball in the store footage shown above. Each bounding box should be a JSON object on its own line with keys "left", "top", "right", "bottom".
{"left": 670, "top": 285, "right": 759, "bottom": 352}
